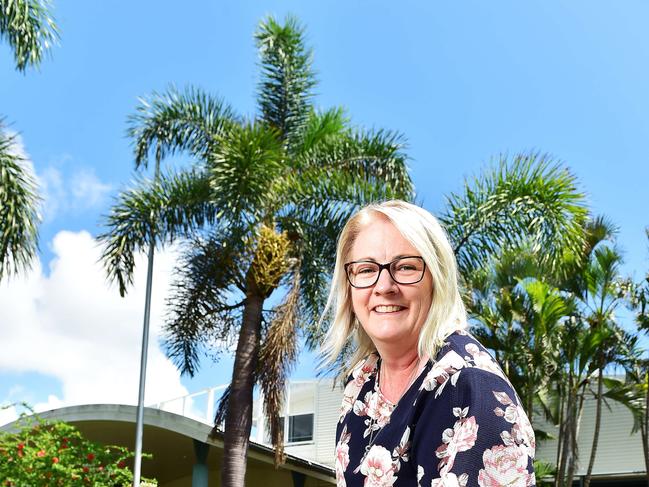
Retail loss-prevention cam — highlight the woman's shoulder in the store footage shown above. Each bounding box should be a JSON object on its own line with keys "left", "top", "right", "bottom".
{"left": 421, "top": 330, "right": 514, "bottom": 398}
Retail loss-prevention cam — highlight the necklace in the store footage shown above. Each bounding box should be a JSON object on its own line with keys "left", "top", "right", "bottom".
{"left": 362, "top": 357, "right": 422, "bottom": 456}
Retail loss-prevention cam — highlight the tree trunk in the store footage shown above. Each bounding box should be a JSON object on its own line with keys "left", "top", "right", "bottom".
{"left": 526, "top": 368, "right": 534, "bottom": 427}
{"left": 554, "top": 389, "right": 565, "bottom": 487}
{"left": 566, "top": 389, "right": 586, "bottom": 487}
{"left": 557, "top": 375, "right": 574, "bottom": 487}
{"left": 221, "top": 291, "right": 264, "bottom": 487}
{"left": 584, "top": 366, "right": 604, "bottom": 487}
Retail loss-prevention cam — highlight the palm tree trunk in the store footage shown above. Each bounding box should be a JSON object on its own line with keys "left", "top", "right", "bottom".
{"left": 584, "top": 365, "right": 604, "bottom": 487}
{"left": 566, "top": 389, "right": 586, "bottom": 487}
{"left": 555, "top": 387, "right": 565, "bottom": 487}
{"left": 526, "top": 368, "right": 534, "bottom": 427}
{"left": 557, "top": 403, "right": 569, "bottom": 487}
{"left": 221, "top": 291, "right": 264, "bottom": 487}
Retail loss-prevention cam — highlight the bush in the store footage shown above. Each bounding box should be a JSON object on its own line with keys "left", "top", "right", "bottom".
{"left": 0, "top": 406, "right": 156, "bottom": 486}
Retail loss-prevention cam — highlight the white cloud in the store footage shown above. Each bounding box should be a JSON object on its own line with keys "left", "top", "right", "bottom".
{"left": 70, "top": 169, "right": 113, "bottom": 207}
{"left": 1, "top": 129, "right": 111, "bottom": 222}
{"left": 0, "top": 404, "right": 18, "bottom": 428}
{"left": 0, "top": 231, "right": 188, "bottom": 426}
{"left": 38, "top": 165, "right": 64, "bottom": 221}
{"left": 38, "top": 165, "right": 112, "bottom": 221}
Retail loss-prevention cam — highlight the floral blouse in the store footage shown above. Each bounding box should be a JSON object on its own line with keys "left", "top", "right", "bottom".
{"left": 335, "top": 330, "right": 536, "bottom": 487}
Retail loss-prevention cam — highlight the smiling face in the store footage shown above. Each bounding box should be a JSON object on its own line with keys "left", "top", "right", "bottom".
{"left": 348, "top": 215, "right": 433, "bottom": 353}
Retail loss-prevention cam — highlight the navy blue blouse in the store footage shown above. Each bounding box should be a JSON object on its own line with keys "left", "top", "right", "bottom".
{"left": 334, "top": 330, "right": 536, "bottom": 487}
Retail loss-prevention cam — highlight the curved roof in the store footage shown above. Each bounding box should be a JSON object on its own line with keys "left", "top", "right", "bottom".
{"left": 4, "top": 404, "right": 334, "bottom": 485}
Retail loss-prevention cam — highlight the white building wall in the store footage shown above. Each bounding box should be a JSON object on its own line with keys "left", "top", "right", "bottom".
{"left": 282, "top": 379, "right": 341, "bottom": 466}
{"left": 535, "top": 394, "right": 645, "bottom": 476}
{"left": 314, "top": 380, "right": 343, "bottom": 466}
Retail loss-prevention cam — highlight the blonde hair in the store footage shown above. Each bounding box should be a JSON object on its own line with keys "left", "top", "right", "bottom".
{"left": 320, "top": 200, "right": 467, "bottom": 376}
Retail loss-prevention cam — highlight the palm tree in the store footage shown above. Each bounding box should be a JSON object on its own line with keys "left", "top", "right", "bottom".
{"left": 0, "top": 0, "right": 58, "bottom": 72}
{"left": 0, "top": 127, "right": 40, "bottom": 281}
{"left": 558, "top": 217, "right": 632, "bottom": 487}
{"left": 99, "top": 16, "right": 412, "bottom": 487}
{"left": 468, "top": 248, "right": 571, "bottom": 422}
{"left": 0, "top": 0, "right": 58, "bottom": 281}
{"left": 467, "top": 215, "right": 644, "bottom": 487}
{"left": 441, "top": 153, "right": 587, "bottom": 280}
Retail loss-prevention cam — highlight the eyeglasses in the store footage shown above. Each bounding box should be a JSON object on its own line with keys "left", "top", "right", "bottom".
{"left": 344, "top": 256, "right": 426, "bottom": 289}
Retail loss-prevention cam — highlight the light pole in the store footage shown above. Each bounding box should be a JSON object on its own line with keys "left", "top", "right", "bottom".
{"left": 132, "top": 160, "right": 160, "bottom": 486}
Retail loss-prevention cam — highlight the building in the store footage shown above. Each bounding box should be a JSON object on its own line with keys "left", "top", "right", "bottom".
{"left": 4, "top": 378, "right": 646, "bottom": 486}
{"left": 2, "top": 402, "right": 335, "bottom": 487}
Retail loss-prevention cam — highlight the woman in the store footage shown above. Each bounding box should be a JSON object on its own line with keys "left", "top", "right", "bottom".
{"left": 321, "top": 200, "right": 535, "bottom": 487}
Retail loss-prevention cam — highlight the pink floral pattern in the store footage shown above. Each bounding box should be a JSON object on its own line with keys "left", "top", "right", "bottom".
{"left": 354, "top": 389, "right": 395, "bottom": 437}
{"left": 435, "top": 407, "right": 479, "bottom": 474}
{"left": 492, "top": 391, "right": 536, "bottom": 458}
{"left": 464, "top": 343, "right": 507, "bottom": 380}
{"left": 420, "top": 350, "right": 466, "bottom": 397}
{"left": 478, "top": 444, "right": 534, "bottom": 487}
{"left": 431, "top": 472, "right": 469, "bottom": 487}
{"left": 359, "top": 445, "right": 397, "bottom": 486}
{"left": 336, "top": 425, "right": 352, "bottom": 486}
{"left": 336, "top": 331, "right": 535, "bottom": 486}
{"left": 341, "top": 355, "right": 379, "bottom": 422}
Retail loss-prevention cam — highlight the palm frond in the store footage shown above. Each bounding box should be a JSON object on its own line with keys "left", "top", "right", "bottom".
{"left": 0, "top": 128, "right": 40, "bottom": 280}
{"left": 128, "top": 85, "right": 238, "bottom": 169}
{"left": 297, "top": 107, "right": 348, "bottom": 155}
{"left": 256, "top": 15, "right": 316, "bottom": 144}
{"left": 257, "top": 272, "right": 301, "bottom": 464}
{"left": 297, "top": 128, "right": 413, "bottom": 200}
{"left": 209, "top": 122, "right": 283, "bottom": 226}
{"left": 442, "top": 152, "right": 587, "bottom": 277}
{"left": 0, "top": 0, "right": 58, "bottom": 72}
{"left": 163, "top": 230, "right": 248, "bottom": 376}
{"left": 98, "top": 168, "right": 216, "bottom": 296}
{"left": 276, "top": 202, "right": 350, "bottom": 344}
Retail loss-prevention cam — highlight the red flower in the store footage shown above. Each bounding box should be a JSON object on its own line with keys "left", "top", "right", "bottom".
{"left": 86, "top": 452, "right": 95, "bottom": 461}
{"left": 17, "top": 443, "right": 24, "bottom": 450}
{"left": 117, "top": 460, "right": 126, "bottom": 469}
{"left": 52, "top": 456, "right": 59, "bottom": 464}
{"left": 37, "top": 450, "right": 46, "bottom": 457}
{"left": 82, "top": 466, "right": 89, "bottom": 473}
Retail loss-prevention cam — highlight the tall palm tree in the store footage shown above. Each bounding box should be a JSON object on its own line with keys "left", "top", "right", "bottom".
{"left": 0, "top": 0, "right": 57, "bottom": 281}
{"left": 100, "top": 21, "right": 589, "bottom": 487}
{"left": 558, "top": 217, "right": 631, "bottom": 487}
{"left": 100, "top": 16, "right": 412, "bottom": 487}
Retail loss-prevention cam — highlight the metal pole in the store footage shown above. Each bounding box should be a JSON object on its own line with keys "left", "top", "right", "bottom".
{"left": 133, "top": 161, "right": 160, "bottom": 487}
{"left": 132, "top": 238, "right": 155, "bottom": 486}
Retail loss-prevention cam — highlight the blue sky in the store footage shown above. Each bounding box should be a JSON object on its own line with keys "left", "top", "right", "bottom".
{"left": 1, "top": 1, "right": 648, "bottom": 421}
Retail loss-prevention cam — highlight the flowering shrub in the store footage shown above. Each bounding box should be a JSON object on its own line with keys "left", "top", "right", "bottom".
{"left": 0, "top": 408, "right": 156, "bottom": 486}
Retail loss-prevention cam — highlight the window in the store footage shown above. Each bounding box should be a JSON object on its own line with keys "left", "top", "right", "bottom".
{"left": 288, "top": 413, "right": 313, "bottom": 442}
{"left": 265, "top": 413, "right": 314, "bottom": 444}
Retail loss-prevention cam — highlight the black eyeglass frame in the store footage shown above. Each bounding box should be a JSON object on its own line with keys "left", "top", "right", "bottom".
{"left": 343, "top": 255, "right": 427, "bottom": 289}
